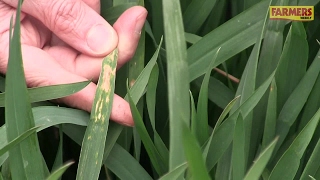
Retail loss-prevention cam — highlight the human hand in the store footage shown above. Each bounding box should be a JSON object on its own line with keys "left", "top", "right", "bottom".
{"left": 0, "top": 0, "right": 147, "bottom": 126}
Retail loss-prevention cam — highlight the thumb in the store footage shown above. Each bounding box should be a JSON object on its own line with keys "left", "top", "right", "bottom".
{"left": 4, "top": 0, "right": 117, "bottom": 56}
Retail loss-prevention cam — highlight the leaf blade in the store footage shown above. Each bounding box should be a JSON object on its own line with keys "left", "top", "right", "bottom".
{"left": 46, "top": 162, "right": 74, "bottom": 180}
{"left": 163, "top": 0, "right": 190, "bottom": 170}
{"left": 269, "top": 108, "right": 320, "bottom": 180}
{"left": 5, "top": 1, "right": 46, "bottom": 178}
{"left": 244, "top": 138, "right": 278, "bottom": 180}
{"left": 0, "top": 81, "right": 90, "bottom": 107}
{"left": 76, "top": 50, "right": 118, "bottom": 180}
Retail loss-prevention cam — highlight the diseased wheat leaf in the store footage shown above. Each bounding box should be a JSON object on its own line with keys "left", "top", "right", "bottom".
{"left": 76, "top": 50, "right": 118, "bottom": 180}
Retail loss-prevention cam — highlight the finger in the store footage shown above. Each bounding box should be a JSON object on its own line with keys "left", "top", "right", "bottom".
{"left": 0, "top": 2, "right": 14, "bottom": 32}
{"left": 0, "top": 44, "right": 133, "bottom": 126}
{"left": 45, "top": 7, "right": 147, "bottom": 81}
{"left": 48, "top": 0, "right": 100, "bottom": 47}
{"left": 44, "top": 45, "right": 102, "bottom": 82}
{"left": 60, "top": 80, "right": 133, "bottom": 126}
{"left": 4, "top": 0, "right": 117, "bottom": 56}
{"left": 113, "top": 6, "right": 148, "bottom": 68}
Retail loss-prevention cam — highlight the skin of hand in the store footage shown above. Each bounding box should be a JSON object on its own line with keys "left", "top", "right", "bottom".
{"left": 0, "top": 0, "right": 148, "bottom": 126}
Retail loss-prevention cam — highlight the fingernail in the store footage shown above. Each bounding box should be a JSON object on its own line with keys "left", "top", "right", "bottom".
{"left": 86, "top": 24, "right": 111, "bottom": 54}
{"left": 134, "top": 11, "right": 147, "bottom": 35}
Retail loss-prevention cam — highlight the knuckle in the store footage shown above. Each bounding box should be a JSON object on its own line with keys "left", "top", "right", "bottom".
{"left": 47, "top": 0, "right": 84, "bottom": 35}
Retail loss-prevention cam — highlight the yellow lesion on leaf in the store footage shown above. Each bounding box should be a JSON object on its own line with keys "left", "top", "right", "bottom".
{"left": 98, "top": 49, "right": 117, "bottom": 93}
{"left": 94, "top": 99, "right": 104, "bottom": 122}
{"left": 92, "top": 49, "right": 117, "bottom": 123}
{"left": 105, "top": 96, "right": 110, "bottom": 104}
{"left": 130, "top": 79, "right": 136, "bottom": 87}
{"left": 100, "top": 64, "right": 113, "bottom": 92}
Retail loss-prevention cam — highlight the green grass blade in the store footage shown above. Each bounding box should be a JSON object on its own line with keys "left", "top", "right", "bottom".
{"left": 102, "top": 122, "right": 124, "bottom": 159}
{"left": 250, "top": 0, "right": 288, "bottom": 163}
{"left": 194, "top": 48, "right": 220, "bottom": 145}
{"left": 0, "top": 126, "right": 39, "bottom": 157}
{"left": 128, "top": 0, "right": 145, "bottom": 160}
{"left": 0, "top": 81, "right": 90, "bottom": 107}
{"left": 187, "top": 0, "right": 269, "bottom": 81}
{"left": 183, "top": 0, "right": 217, "bottom": 33}
{"left": 184, "top": 33, "right": 201, "bottom": 44}
{"left": 275, "top": 50, "right": 320, "bottom": 152}
{"left": 225, "top": 7, "right": 267, "bottom": 172}
{"left": 127, "top": 97, "right": 166, "bottom": 175}
{"left": 46, "top": 162, "right": 74, "bottom": 180}
{"left": 0, "top": 110, "right": 118, "bottom": 180}
{"left": 101, "top": 2, "right": 138, "bottom": 25}
{"left": 128, "top": 0, "right": 145, "bottom": 88}
{"left": 309, "top": 176, "right": 317, "bottom": 180}
{"left": 127, "top": 85, "right": 167, "bottom": 175}
{"left": 0, "top": 107, "right": 90, "bottom": 166}
{"left": 59, "top": 121, "right": 124, "bottom": 167}
{"left": 187, "top": 0, "right": 319, "bottom": 82}
{"left": 5, "top": 0, "right": 46, "bottom": 178}
{"left": 211, "top": 95, "right": 241, "bottom": 135}
{"left": 244, "top": 0, "right": 259, "bottom": 9}
{"left": 116, "top": 33, "right": 162, "bottom": 161}
{"left": 200, "top": 0, "right": 226, "bottom": 33}
{"left": 158, "top": 163, "right": 188, "bottom": 180}
{"left": 298, "top": 74, "right": 320, "bottom": 131}
{"left": 216, "top": 147, "right": 232, "bottom": 180}
{"left": 153, "top": 127, "right": 169, "bottom": 165}
{"left": 76, "top": 50, "right": 118, "bottom": 180}
{"left": 0, "top": 127, "right": 6, "bottom": 166}
{"left": 190, "top": 91, "right": 197, "bottom": 135}
{"left": 203, "top": 96, "right": 240, "bottom": 176}
{"left": 182, "top": 123, "right": 210, "bottom": 180}
{"left": 146, "top": 64, "right": 159, "bottom": 130}
{"left": 262, "top": 78, "right": 277, "bottom": 149}
{"left": 256, "top": 6, "right": 286, "bottom": 87}
{"left": 33, "top": 107, "right": 89, "bottom": 129}
{"left": 233, "top": 41, "right": 260, "bottom": 110}
{"left": 104, "top": 143, "right": 153, "bottom": 180}
{"left": 229, "top": 3, "right": 270, "bottom": 172}
{"left": 51, "top": 125, "right": 63, "bottom": 173}
{"left": 232, "top": 113, "right": 246, "bottom": 180}
{"left": 0, "top": 160, "right": 10, "bottom": 179}
{"left": 193, "top": 76, "right": 235, "bottom": 108}
{"left": 205, "top": 70, "right": 275, "bottom": 171}
{"left": 124, "top": 37, "right": 163, "bottom": 104}
{"left": 163, "top": 0, "right": 190, "bottom": 170}
{"left": 244, "top": 137, "right": 278, "bottom": 180}
{"left": 275, "top": 22, "right": 308, "bottom": 111}
{"left": 146, "top": 64, "right": 169, "bottom": 162}
{"left": 300, "top": 138, "right": 320, "bottom": 180}
{"left": 269, "top": 108, "right": 320, "bottom": 180}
